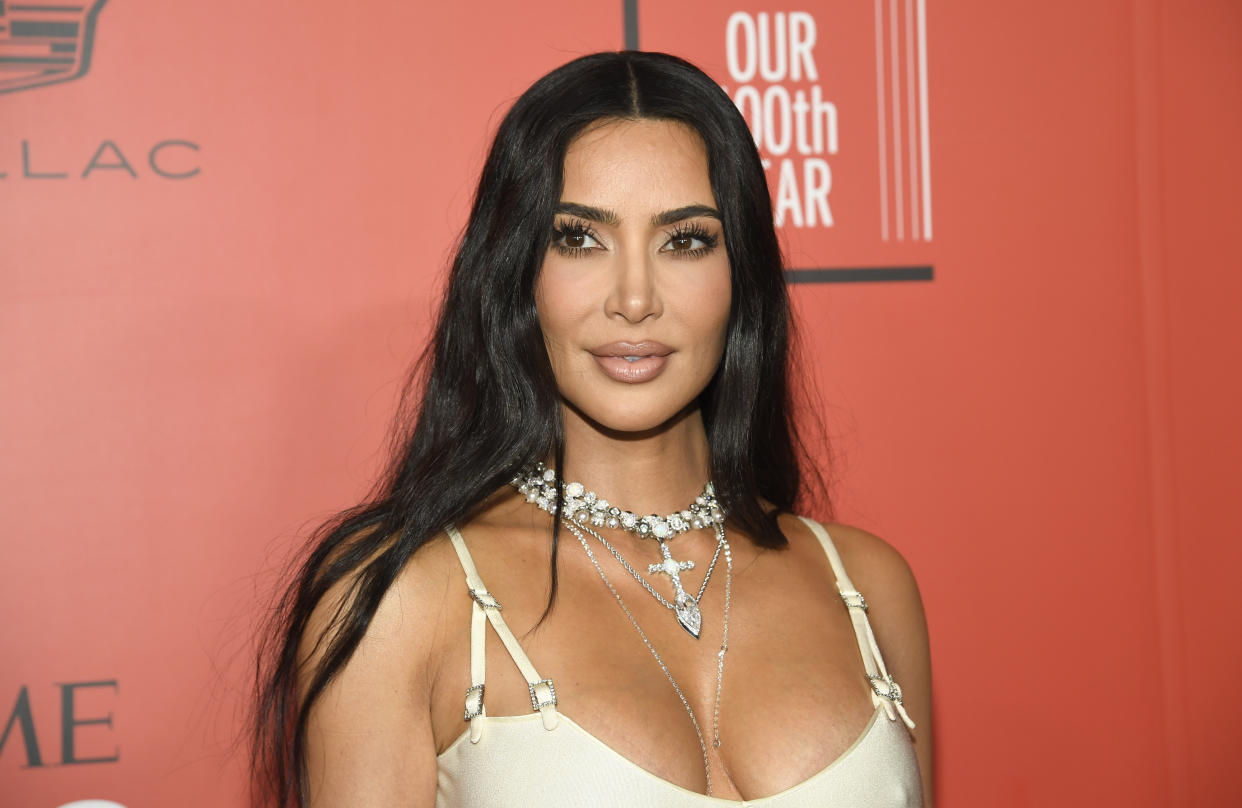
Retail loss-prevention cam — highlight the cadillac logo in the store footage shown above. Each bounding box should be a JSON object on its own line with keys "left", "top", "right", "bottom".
{"left": 0, "top": 0, "right": 108, "bottom": 94}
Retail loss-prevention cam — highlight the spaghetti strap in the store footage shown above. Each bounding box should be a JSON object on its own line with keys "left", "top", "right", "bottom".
{"left": 797, "top": 517, "right": 916, "bottom": 730}
{"left": 445, "top": 524, "right": 560, "bottom": 742}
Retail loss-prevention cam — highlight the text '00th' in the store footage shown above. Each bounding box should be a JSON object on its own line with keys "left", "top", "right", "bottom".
{"left": 722, "top": 12, "right": 839, "bottom": 229}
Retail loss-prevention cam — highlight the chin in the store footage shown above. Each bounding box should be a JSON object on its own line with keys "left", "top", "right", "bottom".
{"left": 563, "top": 393, "right": 700, "bottom": 437}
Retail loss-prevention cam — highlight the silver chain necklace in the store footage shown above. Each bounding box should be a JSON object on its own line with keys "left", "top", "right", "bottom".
{"left": 512, "top": 464, "right": 728, "bottom": 638}
{"left": 562, "top": 518, "right": 733, "bottom": 796}
{"left": 572, "top": 519, "right": 722, "bottom": 638}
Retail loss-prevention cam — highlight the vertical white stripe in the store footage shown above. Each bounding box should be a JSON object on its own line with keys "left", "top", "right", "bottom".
{"left": 888, "top": 0, "right": 904, "bottom": 241}
{"left": 874, "top": 0, "right": 889, "bottom": 242}
{"left": 905, "top": 0, "right": 920, "bottom": 240}
{"left": 917, "top": 0, "right": 933, "bottom": 240}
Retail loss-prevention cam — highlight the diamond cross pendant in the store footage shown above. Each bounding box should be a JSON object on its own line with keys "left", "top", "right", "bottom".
{"left": 649, "top": 542, "right": 702, "bottom": 638}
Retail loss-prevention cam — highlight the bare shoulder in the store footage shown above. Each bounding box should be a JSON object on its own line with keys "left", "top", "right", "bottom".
{"left": 298, "top": 525, "right": 462, "bottom": 807}
{"left": 795, "top": 519, "right": 928, "bottom": 665}
{"left": 777, "top": 515, "right": 920, "bottom": 594}
{"left": 822, "top": 522, "right": 921, "bottom": 604}
{"left": 780, "top": 516, "right": 935, "bottom": 805}
{"left": 298, "top": 527, "right": 462, "bottom": 698}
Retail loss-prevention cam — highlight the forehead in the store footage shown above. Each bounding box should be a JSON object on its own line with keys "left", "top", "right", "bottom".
{"left": 561, "top": 118, "right": 716, "bottom": 208}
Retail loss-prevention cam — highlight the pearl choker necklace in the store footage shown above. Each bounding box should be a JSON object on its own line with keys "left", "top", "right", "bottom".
{"left": 512, "top": 462, "right": 725, "bottom": 539}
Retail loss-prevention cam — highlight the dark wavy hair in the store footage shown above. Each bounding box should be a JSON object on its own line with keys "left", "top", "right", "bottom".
{"left": 249, "top": 50, "right": 828, "bottom": 806}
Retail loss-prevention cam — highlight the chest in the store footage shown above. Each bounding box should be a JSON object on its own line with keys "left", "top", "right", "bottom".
{"left": 428, "top": 541, "right": 882, "bottom": 798}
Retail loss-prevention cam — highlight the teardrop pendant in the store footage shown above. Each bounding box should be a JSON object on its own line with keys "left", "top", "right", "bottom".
{"left": 675, "top": 593, "right": 702, "bottom": 638}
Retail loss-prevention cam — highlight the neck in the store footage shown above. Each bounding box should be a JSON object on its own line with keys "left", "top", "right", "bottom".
{"left": 556, "top": 402, "right": 712, "bottom": 516}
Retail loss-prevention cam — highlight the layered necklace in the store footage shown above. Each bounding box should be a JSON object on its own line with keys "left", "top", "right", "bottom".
{"left": 514, "top": 461, "right": 726, "bottom": 637}
{"left": 511, "top": 462, "right": 733, "bottom": 795}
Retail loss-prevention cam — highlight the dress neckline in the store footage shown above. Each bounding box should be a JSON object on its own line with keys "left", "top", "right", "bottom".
{"left": 437, "top": 702, "right": 886, "bottom": 804}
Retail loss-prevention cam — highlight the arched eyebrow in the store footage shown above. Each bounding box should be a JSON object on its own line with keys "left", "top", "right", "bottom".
{"left": 652, "top": 205, "right": 722, "bottom": 227}
{"left": 554, "top": 202, "right": 721, "bottom": 228}
{"left": 554, "top": 203, "right": 619, "bottom": 225}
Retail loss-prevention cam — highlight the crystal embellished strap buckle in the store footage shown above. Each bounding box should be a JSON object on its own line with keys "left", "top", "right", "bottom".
{"left": 463, "top": 684, "right": 485, "bottom": 721}
{"left": 469, "top": 588, "right": 502, "bottom": 610}
{"left": 528, "top": 678, "right": 557, "bottom": 711}
{"left": 840, "top": 590, "right": 869, "bottom": 612}
{"left": 867, "top": 673, "right": 904, "bottom": 704}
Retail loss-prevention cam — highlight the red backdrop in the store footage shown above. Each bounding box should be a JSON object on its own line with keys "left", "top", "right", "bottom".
{"left": 2, "top": 1, "right": 1239, "bottom": 806}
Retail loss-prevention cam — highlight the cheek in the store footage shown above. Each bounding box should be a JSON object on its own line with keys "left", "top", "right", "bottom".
{"left": 534, "top": 264, "right": 585, "bottom": 365}
{"left": 534, "top": 268, "right": 565, "bottom": 344}
{"left": 700, "top": 267, "right": 733, "bottom": 356}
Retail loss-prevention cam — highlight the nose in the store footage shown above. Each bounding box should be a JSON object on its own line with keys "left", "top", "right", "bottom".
{"left": 604, "top": 243, "right": 662, "bottom": 323}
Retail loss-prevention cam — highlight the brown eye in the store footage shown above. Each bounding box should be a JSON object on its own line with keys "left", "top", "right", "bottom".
{"left": 550, "top": 220, "right": 603, "bottom": 254}
{"left": 662, "top": 230, "right": 714, "bottom": 254}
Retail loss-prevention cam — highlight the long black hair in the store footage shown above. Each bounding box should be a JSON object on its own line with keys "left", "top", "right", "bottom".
{"left": 250, "top": 50, "right": 827, "bottom": 806}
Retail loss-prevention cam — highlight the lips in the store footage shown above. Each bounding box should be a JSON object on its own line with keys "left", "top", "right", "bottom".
{"left": 588, "top": 341, "right": 673, "bottom": 384}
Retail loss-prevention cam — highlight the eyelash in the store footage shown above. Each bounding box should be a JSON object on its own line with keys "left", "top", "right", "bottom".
{"left": 548, "top": 219, "right": 720, "bottom": 259}
{"left": 663, "top": 222, "right": 719, "bottom": 258}
{"left": 549, "top": 218, "right": 601, "bottom": 258}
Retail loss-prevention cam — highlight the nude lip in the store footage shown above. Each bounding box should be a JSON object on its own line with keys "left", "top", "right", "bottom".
{"left": 588, "top": 341, "right": 673, "bottom": 384}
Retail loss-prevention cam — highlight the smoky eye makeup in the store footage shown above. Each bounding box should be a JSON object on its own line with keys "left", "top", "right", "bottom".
{"left": 549, "top": 217, "right": 604, "bottom": 257}
{"left": 548, "top": 216, "right": 723, "bottom": 260}
{"left": 661, "top": 221, "right": 720, "bottom": 258}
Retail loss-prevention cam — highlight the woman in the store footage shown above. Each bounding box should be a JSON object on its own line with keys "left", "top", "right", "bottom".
{"left": 252, "top": 51, "right": 932, "bottom": 806}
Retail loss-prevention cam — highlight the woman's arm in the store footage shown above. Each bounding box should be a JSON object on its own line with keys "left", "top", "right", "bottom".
{"left": 297, "top": 546, "right": 449, "bottom": 807}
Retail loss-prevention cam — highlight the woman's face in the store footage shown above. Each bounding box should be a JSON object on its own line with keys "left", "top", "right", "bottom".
{"left": 535, "top": 117, "right": 732, "bottom": 434}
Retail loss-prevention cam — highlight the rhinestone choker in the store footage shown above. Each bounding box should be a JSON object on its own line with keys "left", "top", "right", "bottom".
{"left": 512, "top": 462, "right": 725, "bottom": 539}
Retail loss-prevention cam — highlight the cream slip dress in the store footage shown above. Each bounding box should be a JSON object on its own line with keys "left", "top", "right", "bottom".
{"left": 435, "top": 516, "right": 923, "bottom": 807}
